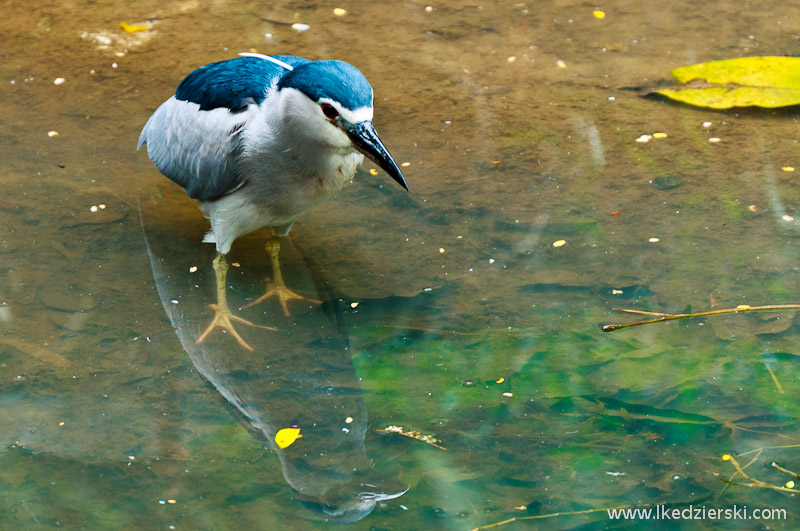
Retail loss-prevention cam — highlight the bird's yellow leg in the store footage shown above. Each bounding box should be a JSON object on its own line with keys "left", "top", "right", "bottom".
{"left": 243, "top": 236, "right": 322, "bottom": 316}
{"left": 197, "top": 253, "right": 277, "bottom": 351}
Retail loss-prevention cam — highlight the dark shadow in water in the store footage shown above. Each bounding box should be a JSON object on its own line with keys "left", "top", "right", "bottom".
{"left": 139, "top": 197, "right": 407, "bottom": 523}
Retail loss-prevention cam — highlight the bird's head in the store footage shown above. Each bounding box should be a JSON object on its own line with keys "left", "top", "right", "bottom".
{"left": 276, "top": 60, "right": 408, "bottom": 190}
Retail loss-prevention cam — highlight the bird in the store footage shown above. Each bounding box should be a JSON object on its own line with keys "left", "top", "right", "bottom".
{"left": 138, "top": 53, "right": 408, "bottom": 351}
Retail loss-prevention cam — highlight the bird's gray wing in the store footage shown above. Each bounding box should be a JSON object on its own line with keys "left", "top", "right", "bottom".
{"left": 137, "top": 96, "right": 253, "bottom": 201}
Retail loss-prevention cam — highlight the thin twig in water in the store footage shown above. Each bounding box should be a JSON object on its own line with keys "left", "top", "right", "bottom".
{"left": 764, "top": 363, "right": 785, "bottom": 394}
{"left": 602, "top": 304, "right": 800, "bottom": 332}
{"left": 716, "top": 450, "right": 800, "bottom": 493}
{"left": 468, "top": 505, "right": 636, "bottom": 531}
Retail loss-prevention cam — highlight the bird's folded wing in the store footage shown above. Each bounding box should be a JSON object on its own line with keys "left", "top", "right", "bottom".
{"left": 138, "top": 97, "right": 251, "bottom": 201}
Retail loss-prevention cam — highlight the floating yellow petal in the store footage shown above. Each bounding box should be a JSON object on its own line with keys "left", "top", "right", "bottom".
{"left": 786, "top": 480, "right": 796, "bottom": 489}
{"left": 781, "top": 166, "right": 794, "bottom": 172}
{"left": 593, "top": 10, "right": 605, "bottom": 19}
{"left": 722, "top": 454, "right": 731, "bottom": 461}
{"left": 275, "top": 427, "right": 302, "bottom": 449}
{"left": 552, "top": 239, "right": 566, "bottom": 247}
{"left": 119, "top": 21, "right": 148, "bottom": 33}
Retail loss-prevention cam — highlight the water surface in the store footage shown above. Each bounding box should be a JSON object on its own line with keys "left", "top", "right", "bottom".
{"left": 2, "top": 1, "right": 799, "bottom": 529}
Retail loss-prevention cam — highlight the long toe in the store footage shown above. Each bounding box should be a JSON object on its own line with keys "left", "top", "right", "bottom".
{"left": 274, "top": 284, "right": 322, "bottom": 317}
{"left": 196, "top": 303, "right": 277, "bottom": 351}
{"left": 243, "top": 281, "right": 322, "bottom": 316}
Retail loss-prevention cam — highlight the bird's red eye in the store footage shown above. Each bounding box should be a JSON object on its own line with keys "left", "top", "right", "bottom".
{"left": 321, "top": 103, "right": 339, "bottom": 119}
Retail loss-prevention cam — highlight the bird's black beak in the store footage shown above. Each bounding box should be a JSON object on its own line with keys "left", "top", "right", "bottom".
{"left": 347, "top": 121, "right": 408, "bottom": 191}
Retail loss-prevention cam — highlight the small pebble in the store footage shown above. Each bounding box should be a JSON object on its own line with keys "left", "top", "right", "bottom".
{"left": 425, "top": 6, "right": 434, "bottom": 12}
{"left": 507, "top": 56, "right": 516, "bottom": 63}
{"left": 90, "top": 205, "right": 99, "bottom": 213}
{"left": 438, "top": 247, "right": 445, "bottom": 253}
{"left": 635, "top": 134, "right": 652, "bottom": 143}
{"left": 345, "top": 416, "right": 353, "bottom": 423}
{"left": 401, "top": 161, "right": 411, "bottom": 167}
{"left": 702, "top": 121, "right": 712, "bottom": 128}
{"left": 350, "top": 301, "right": 359, "bottom": 308}
{"left": 189, "top": 266, "right": 198, "bottom": 273}
{"left": 708, "top": 137, "right": 721, "bottom": 143}
{"left": 782, "top": 214, "right": 794, "bottom": 222}
{"left": 556, "top": 60, "right": 566, "bottom": 68}
{"left": 54, "top": 77, "right": 65, "bottom": 85}
{"left": 333, "top": 8, "right": 347, "bottom": 16}
{"left": 648, "top": 237, "right": 660, "bottom": 243}
{"left": 48, "top": 131, "right": 59, "bottom": 137}
{"left": 291, "top": 23, "right": 310, "bottom": 32}
{"left": 502, "top": 392, "right": 513, "bottom": 397}
{"left": 653, "top": 175, "right": 683, "bottom": 190}
{"left": 552, "top": 239, "right": 566, "bottom": 247}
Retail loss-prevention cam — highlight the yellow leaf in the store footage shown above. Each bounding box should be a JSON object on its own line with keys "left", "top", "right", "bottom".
{"left": 655, "top": 57, "right": 800, "bottom": 109}
{"left": 275, "top": 427, "right": 302, "bottom": 449}
{"left": 119, "top": 21, "right": 148, "bottom": 33}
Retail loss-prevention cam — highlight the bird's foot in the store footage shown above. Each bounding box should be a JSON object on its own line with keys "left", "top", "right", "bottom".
{"left": 243, "top": 280, "right": 322, "bottom": 317}
{"left": 196, "top": 303, "right": 277, "bottom": 352}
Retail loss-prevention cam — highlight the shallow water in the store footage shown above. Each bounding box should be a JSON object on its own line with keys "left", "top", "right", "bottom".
{"left": 2, "top": 1, "right": 800, "bottom": 529}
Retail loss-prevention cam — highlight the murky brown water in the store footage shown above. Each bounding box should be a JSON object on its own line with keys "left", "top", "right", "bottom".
{"left": 2, "top": 1, "right": 800, "bottom": 529}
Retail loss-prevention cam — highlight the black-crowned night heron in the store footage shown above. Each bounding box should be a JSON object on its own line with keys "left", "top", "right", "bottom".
{"left": 138, "top": 53, "right": 408, "bottom": 350}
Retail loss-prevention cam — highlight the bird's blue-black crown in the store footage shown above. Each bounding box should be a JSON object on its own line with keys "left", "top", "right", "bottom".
{"left": 278, "top": 60, "right": 373, "bottom": 112}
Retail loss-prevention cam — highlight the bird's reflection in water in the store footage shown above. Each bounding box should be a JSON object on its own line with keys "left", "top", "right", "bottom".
{"left": 140, "top": 201, "right": 407, "bottom": 523}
